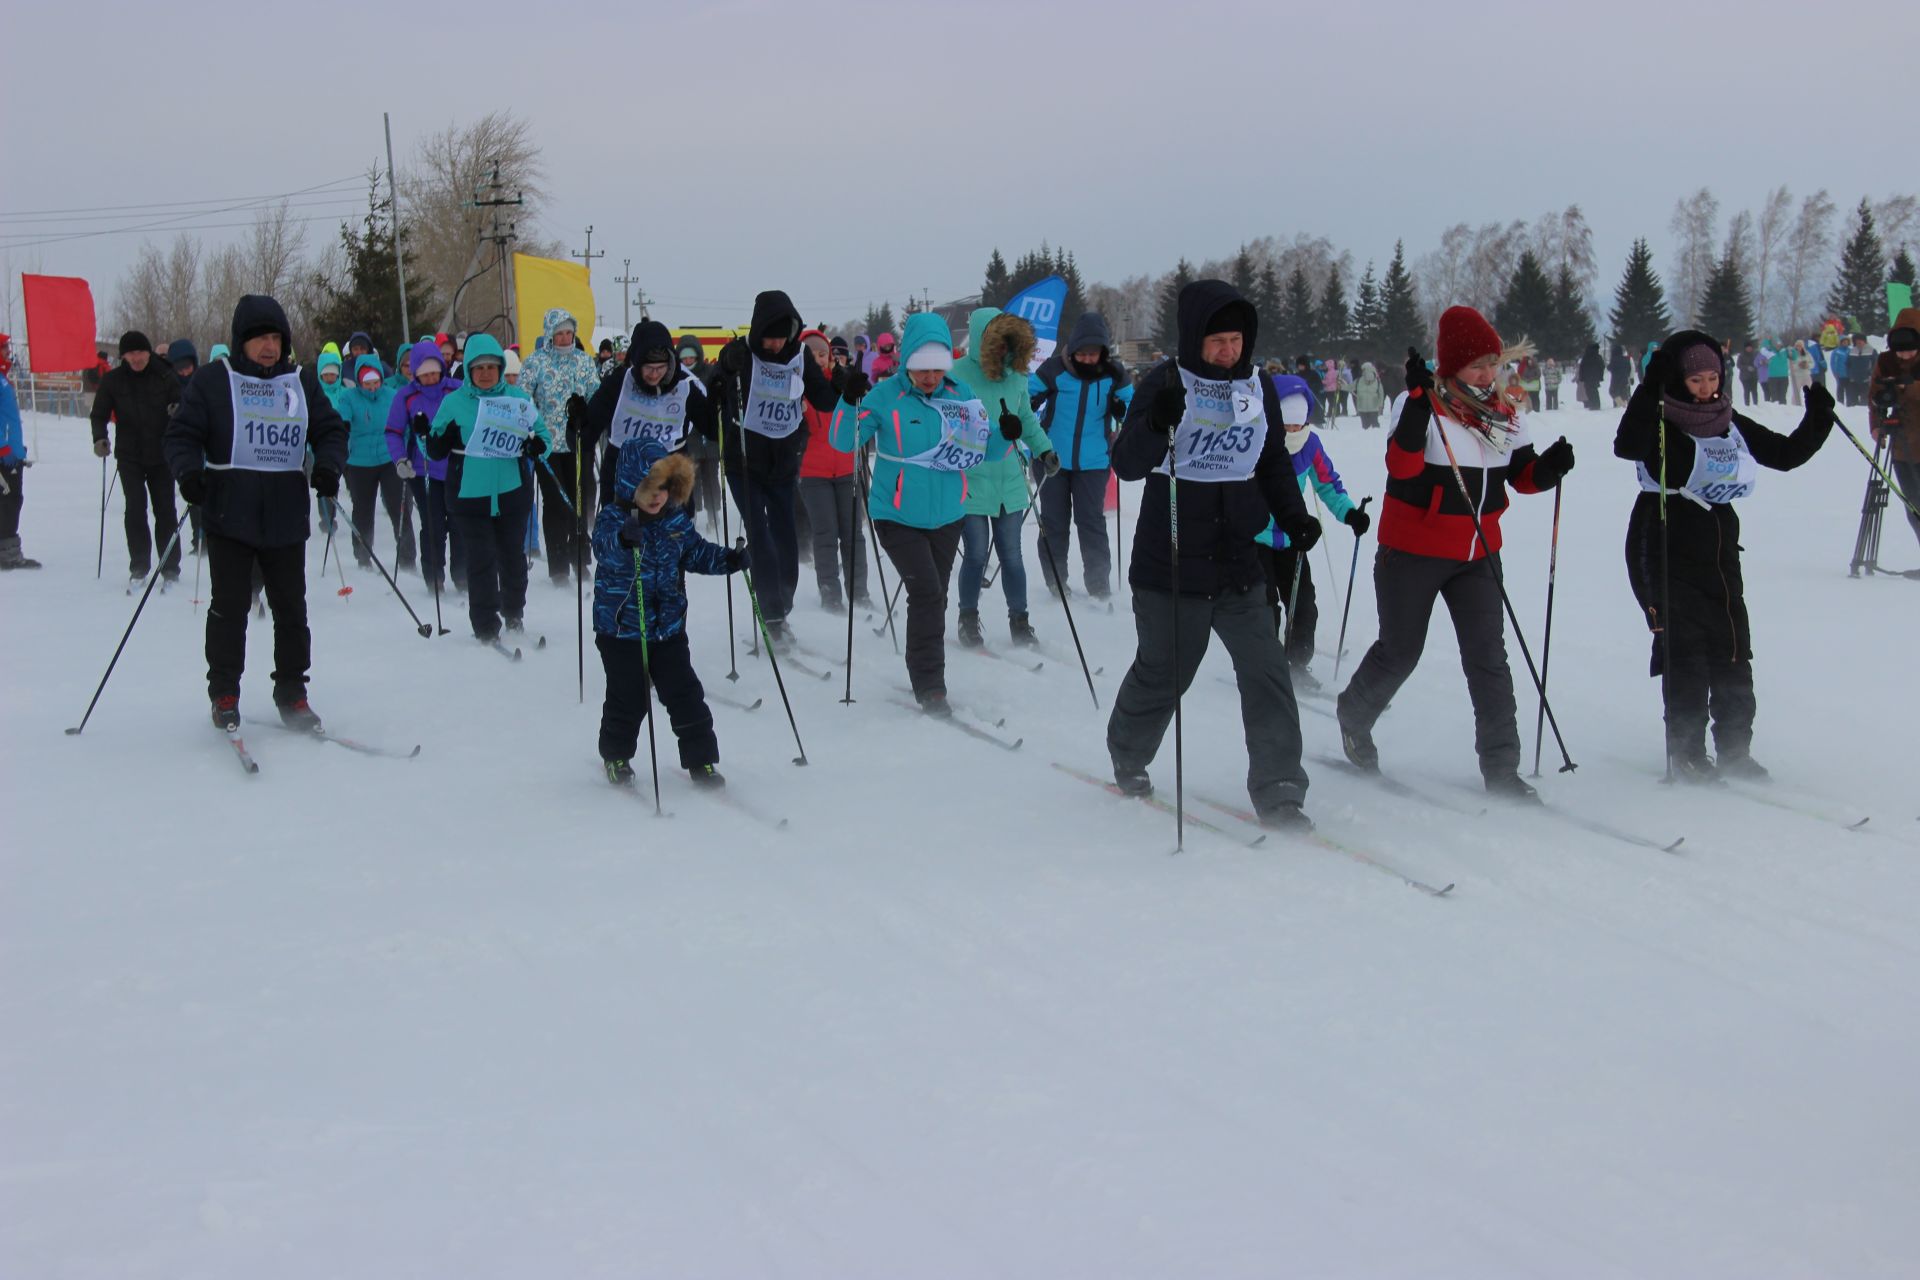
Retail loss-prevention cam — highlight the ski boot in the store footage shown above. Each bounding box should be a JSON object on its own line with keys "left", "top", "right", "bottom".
{"left": 1290, "top": 664, "right": 1322, "bottom": 694}
{"left": 1337, "top": 704, "right": 1379, "bottom": 773}
{"left": 276, "top": 694, "right": 322, "bottom": 734}
{"left": 1256, "top": 800, "right": 1314, "bottom": 833}
{"left": 1113, "top": 763, "right": 1153, "bottom": 797}
{"left": 915, "top": 689, "right": 952, "bottom": 718}
{"left": 504, "top": 616, "right": 525, "bottom": 634}
{"left": 690, "top": 764, "right": 727, "bottom": 789}
{"left": 1484, "top": 772, "right": 1541, "bottom": 804}
{"left": 0, "top": 536, "right": 43, "bottom": 570}
{"left": 820, "top": 586, "right": 846, "bottom": 615}
{"left": 957, "top": 609, "right": 985, "bottom": 648}
{"left": 604, "top": 759, "right": 636, "bottom": 787}
{"left": 1715, "top": 752, "right": 1770, "bottom": 783}
{"left": 1670, "top": 751, "right": 1719, "bottom": 785}
{"left": 210, "top": 695, "right": 241, "bottom": 733}
{"left": 1008, "top": 612, "right": 1039, "bottom": 648}
{"left": 765, "top": 618, "right": 797, "bottom": 653}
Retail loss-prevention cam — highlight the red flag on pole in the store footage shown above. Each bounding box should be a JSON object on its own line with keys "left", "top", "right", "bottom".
{"left": 21, "top": 274, "right": 98, "bottom": 373}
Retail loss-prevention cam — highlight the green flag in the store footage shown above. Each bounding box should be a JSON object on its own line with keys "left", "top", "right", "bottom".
{"left": 1892, "top": 282, "right": 1914, "bottom": 326}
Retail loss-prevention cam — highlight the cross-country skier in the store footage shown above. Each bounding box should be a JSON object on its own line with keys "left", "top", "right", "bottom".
{"left": 1028, "top": 311, "right": 1131, "bottom": 600}
{"left": 583, "top": 319, "right": 717, "bottom": 509}
{"left": 591, "top": 436, "right": 747, "bottom": 788}
{"left": 1107, "top": 279, "right": 1324, "bottom": 831}
{"left": 518, "top": 308, "right": 603, "bottom": 584}
{"left": 164, "top": 294, "right": 349, "bottom": 731}
{"left": 1335, "top": 307, "right": 1575, "bottom": 801}
{"left": 91, "top": 331, "right": 184, "bottom": 583}
{"left": 0, "top": 332, "right": 36, "bottom": 570}
{"left": 1617, "top": 330, "right": 1835, "bottom": 782}
{"left": 1868, "top": 308, "right": 1920, "bottom": 551}
{"left": 387, "top": 342, "right": 466, "bottom": 594}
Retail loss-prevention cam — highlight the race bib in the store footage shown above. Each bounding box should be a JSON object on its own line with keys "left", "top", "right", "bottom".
{"left": 226, "top": 368, "right": 308, "bottom": 472}
{"left": 465, "top": 396, "right": 538, "bottom": 459}
{"left": 610, "top": 369, "right": 691, "bottom": 450}
{"left": 1637, "top": 425, "right": 1758, "bottom": 505}
{"left": 1165, "top": 369, "right": 1266, "bottom": 482}
{"left": 742, "top": 351, "right": 804, "bottom": 439}
{"left": 878, "top": 396, "right": 992, "bottom": 473}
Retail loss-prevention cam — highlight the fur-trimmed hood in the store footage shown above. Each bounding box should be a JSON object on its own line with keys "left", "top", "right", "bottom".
{"left": 968, "top": 308, "right": 1036, "bottom": 383}
{"left": 613, "top": 436, "right": 696, "bottom": 508}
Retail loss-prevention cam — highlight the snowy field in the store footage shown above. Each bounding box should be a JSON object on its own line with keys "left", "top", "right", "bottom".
{"left": 4, "top": 399, "right": 1918, "bottom": 1278}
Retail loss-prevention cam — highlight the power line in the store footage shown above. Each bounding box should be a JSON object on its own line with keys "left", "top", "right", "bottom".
{"left": 0, "top": 210, "right": 369, "bottom": 252}
{"left": 0, "top": 177, "right": 367, "bottom": 220}
{"left": 0, "top": 193, "right": 366, "bottom": 228}
{"left": 0, "top": 175, "right": 373, "bottom": 251}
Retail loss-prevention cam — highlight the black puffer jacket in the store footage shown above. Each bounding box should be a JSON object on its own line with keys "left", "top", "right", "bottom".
{"left": 698, "top": 290, "right": 840, "bottom": 487}
{"left": 164, "top": 295, "right": 349, "bottom": 548}
{"left": 583, "top": 318, "right": 718, "bottom": 506}
{"left": 1112, "top": 280, "right": 1313, "bottom": 598}
{"left": 90, "top": 355, "right": 181, "bottom": 466}
{"left": 1614, "top": 329, "right": 1832, "bottom": 665}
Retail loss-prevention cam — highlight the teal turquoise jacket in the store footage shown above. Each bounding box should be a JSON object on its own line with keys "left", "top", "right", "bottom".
{"left": 338, "top": 354, "right": 398, "bottom": 467}
{"left": 950, "top": 307, "right": 1054, "bottom": 517}
{"left": 429, "top": 334, "right": 553, "bottom": 513}
{"left": 829, "top": 312, "right": 975, "bottom": 530}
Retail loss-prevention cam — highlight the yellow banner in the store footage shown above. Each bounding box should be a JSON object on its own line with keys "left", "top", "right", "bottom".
{"left": 512, "top": 253, "right": 596, "bottom": 351}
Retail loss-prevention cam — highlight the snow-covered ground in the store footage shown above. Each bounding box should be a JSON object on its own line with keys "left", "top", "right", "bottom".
{"left": 4, "top": 398, "right": 1917, "bottom": 1278}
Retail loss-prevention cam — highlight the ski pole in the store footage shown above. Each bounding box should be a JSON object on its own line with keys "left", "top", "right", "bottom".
{"left": 190, "top": 525, "right": 205, "bottom": 612}
{"left": 322, "top": 499, "right": 352, "bottom": 599}
{"left": 95, "top": 455, "right": 109, "bottom": 579}
{"left": 735, "top": 368, "right": 758, "bottom": 660}
{"left": 340, "top": 509, "right": 433, "bottom": 637}
{"left": 1531, "top": 483, "right": 1563, "bottom": 778}
{"left": 1331, "top": 496, "right": 1372, "bottom": 686}
{"left": 1658, "top": 413, "right": 1674, "bottom": 782}
{"left": 1431, "top": 414, "right": 1577, "bottom": 773}
{"left": 1013, "top": 419, "right": 1098, "bottom": 709}
{"left": 1283, "top": 549, "right": 1305, "bottom": 652}
{"left": 1834, "top": 412, "right": 1920, "bottom": 520}
{"left": 631, "top": 549, "right": 663, "bottom": 817}
{"left": 841, "top": 464, "right": 859, "bottom": 705}
{"left": 860, "top": 450, "right": 901, "bottom": 652}
{"left": 738, "top": 537, "right": 808, "bottom": 766}
{"left": 719, "top": 375, "right": 739, "bottom": 680}
{"left": 66, "top": 521, "right": 185, "bottom": 736}
{"left": 573, "top": 449, "right": 586, "bottom": 705}
{"left": 1313, "top": 489, "right": 1342, "bottom": 630}
{"left": 1168, "top": 420, "right": 1185, "bottom": 853}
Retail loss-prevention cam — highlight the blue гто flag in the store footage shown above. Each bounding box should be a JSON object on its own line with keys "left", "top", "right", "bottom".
{"left": 1004, "top": 274, "right": 1070, "bottom": 365}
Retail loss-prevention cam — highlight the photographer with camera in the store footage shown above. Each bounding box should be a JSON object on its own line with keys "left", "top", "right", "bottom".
{"left": 1868, "top": 308, "right": 1920, "bottom": 549}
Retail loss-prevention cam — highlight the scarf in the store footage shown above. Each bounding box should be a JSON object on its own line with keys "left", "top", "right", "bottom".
{"left": 1431, "top": 378, "right": 1522, "bottom": 454}
{"left": 1662, "top": 392, "right": 1733, "bottom": 439}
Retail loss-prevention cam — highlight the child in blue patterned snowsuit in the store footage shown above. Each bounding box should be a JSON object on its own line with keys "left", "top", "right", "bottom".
{"left": 591, "top": 436, "right": 745, "bottom": 786}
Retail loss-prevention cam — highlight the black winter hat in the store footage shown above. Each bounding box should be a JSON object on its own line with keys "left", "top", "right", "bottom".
{"left": 118, "top": 330, "right": 152, "bottom": 356}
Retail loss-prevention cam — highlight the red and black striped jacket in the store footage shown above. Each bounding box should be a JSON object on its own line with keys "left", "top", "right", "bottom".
{"left": 1378, "top": 389, "right": 1550, "bottom": 562}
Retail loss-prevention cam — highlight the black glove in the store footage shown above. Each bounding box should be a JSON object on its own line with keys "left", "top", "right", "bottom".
{"left": 841, "top": 368, "right": 871, "bottom": 405}
{"left": 1804, "top": 380, "right": 1835, "bottom": 418}
{"left": 1641, "top": 350, "right": 1670, "bottom": 396}
{"left": 617, "top": 516, "right": 646, "bottom": 548}
{"left": 311, "top": 467, "right": 340, "bottom": 499}
{"left": 1282, "top": 516, "right": 1322, "bottom": 554}
{"left": 409, "top": 412, "right": 431, "bottom": 438}
{"left": 424, "top": 426, "right": 455, "bottom": 461}
{"left": 522, "top": 433, "right": 547, "bottom": 460}
{"left": 998, "top": 404, "right": 1024, "bottom": 441}
{"left": 1535, "top": 437, "right": 1575, "bottom": 483}
{"left": 716, "top": 341, "right": 749, "bottom": 376}
{"left": 566, "top": 394, "right": 587, "bottom": 450}
{"left": 1147, "top": 377, "right": 1186, "bottom": 432}
{"left": 1040, "top": 451, "right": 1062, "bottom": 477}
{"left": 1392, "top": 390, "right": 1431, "bottom": 453}
{"left": 1404, "top": 348, "right": 1434, "bottom": 394}
{"left": 178, "top": 470, "right": 209, "bottom": 507}
{"left": 725, "top": 545, "right": 751, "bottom": 573}
{"left": 1107, "top": 392, "right": 1127, "bottom": 421}
{"left": 1343, "top": 506, "right": 1371, "bottom": 536}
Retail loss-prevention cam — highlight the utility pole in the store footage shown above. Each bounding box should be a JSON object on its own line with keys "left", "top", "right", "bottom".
{"left": 470, "top": 163, "right": 524, "bottom": 342}
{"left": 572, "top": 225, "right": 605, "bottom": 279}
{"left": 383, "top": 112, "right": 410, "bottom": 344}
{"left": 613, "top": 258, "right": 641, "bottom": 334}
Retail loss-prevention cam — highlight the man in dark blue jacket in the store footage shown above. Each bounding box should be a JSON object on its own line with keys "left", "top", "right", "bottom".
{"left": 1029, "top": 311, "right": 1131, "bottom": 600}
{"left": 166, "top": 295, "right": 349, "bottom": 733}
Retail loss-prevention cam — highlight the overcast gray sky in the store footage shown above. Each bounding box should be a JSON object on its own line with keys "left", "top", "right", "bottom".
{"left": 2, "top": 0, "right": 1907, "bottom": 336}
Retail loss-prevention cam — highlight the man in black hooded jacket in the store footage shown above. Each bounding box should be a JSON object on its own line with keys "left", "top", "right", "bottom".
{"left": 90, "top": 331, "right": 184, "bottom": 582}
{"left": 166, "top": 294, "right": 349, "bottom": 734}
{"left": 1107, "top": 279, "right": 1324, "bottom": 831}
{"left": 582, "top": 318, "right": 719, "bottom": 506}
{"left": 701, "top": 290, "right": 842, "bottom": 650}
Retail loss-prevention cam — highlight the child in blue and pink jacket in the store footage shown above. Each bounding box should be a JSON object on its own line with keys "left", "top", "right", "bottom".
{"left": 1254, "top": 374, "right": 1370, "bottom": 686}
{"left": 385, "top": 341, "right": 466, "bottom": 592}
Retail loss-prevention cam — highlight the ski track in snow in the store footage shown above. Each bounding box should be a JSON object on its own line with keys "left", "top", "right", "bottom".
{"left": 4, "top": 404, "right": 1919, "bottom": 1278}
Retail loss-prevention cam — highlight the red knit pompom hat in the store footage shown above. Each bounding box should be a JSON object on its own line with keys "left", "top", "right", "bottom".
{"left": 1435, "top": 306, "right": 1502, "bottom": 379}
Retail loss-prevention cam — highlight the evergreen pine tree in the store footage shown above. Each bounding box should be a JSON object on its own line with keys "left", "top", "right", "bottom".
{"left": 1697, "top": 245, "right": 1756, "bottom": 347}
{"left": 1607, "top": 237, "right": 1674, "bottom": 352}
{"left": 1276, "top": 265, "right": 1316, "bottom": 359}
{"left": 1377, "top": 240, "right": 1427, "bottom": 360}
{"left": 1892, "top": 248, "right": 1917, "bottom": 289}
{"left": 1495, "top": 251, "right": 1555, "bottom": 353}
{"left": 1351, "top": 262, "right": 1383, "bottom": 356}
{"left": 1156, "top": 259, "right": 1194, "bottom": 354}
{"left": 871, "top": 301, "right": 896, "bottom": 339}
{"left": 981, "top": 249, "right": 1010, "bottom": 308}
{"left": 1316, "top": 263, "right": 1350, "bottom": 352}
{"left": 1826, "top": 198, "right": 1885, "bottom": 329}
{"left": 1550, "top": 263, "right": 1596, "bottom": 358}
{"left": 1252, "top": 263, "right": 1281, "bottom": 358}
{"left": 1229, "top": 245, "right": 1257, "bottom": 298}
{"left": 312, "top": 194, "right": 440, "bottom": 358}
{"left": 1056, "top": 247, "right": 1088, "bottom": 345}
